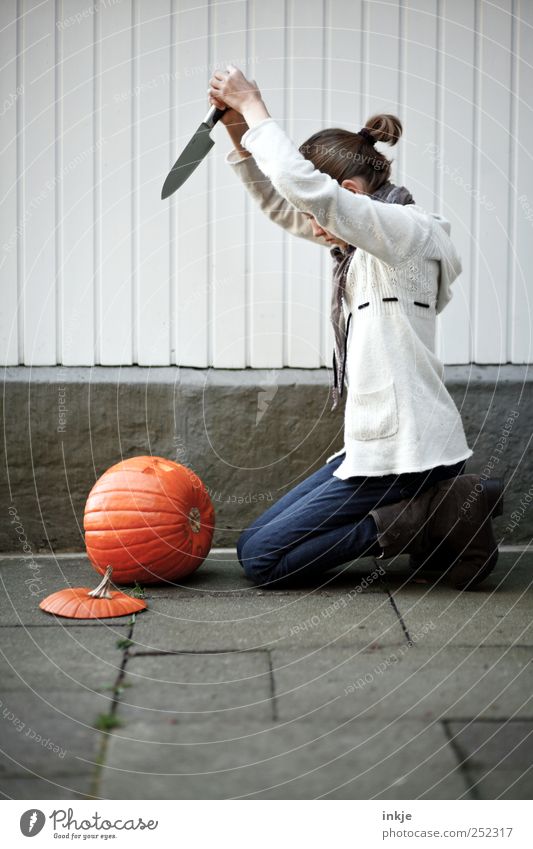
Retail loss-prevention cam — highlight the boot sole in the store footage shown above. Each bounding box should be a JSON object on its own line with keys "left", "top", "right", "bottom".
{"left": 484, "top": 477, "right": 505, "bottom": 518}
{"left": 408, "top": 476, "right": 504, "bottom": 580}
{"left": 448, "top": 545, "right": 500, "bottom": 591}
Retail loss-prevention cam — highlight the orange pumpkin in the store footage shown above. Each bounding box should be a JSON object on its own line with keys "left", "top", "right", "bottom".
{"left": 83, "top": 456, "right": 215, "bottom": 585}
{"left": 39, "top": 567, "right": 147, "bottom": 619}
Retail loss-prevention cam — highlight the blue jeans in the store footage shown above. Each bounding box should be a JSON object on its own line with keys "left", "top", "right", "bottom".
{"left": 236, "top": 454, "right": 467, "bottom": 588}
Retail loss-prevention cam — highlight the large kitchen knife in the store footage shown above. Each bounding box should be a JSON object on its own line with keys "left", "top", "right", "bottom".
{"left": 161, "top": 104, "right": 227, "bottom": 199}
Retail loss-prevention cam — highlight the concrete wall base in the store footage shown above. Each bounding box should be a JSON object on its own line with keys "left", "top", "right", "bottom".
{"left": 2, "top": 365, "right": 531, "bottom": 552}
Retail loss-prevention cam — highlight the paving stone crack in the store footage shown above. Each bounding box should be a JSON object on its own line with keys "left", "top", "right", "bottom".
{"left": 376, "top": 561, "right": 413, "bottom": 646}
{"left": 90, "top": 616, "right": 136, "bottom": 798}
{"left": 266, "top": 648, "right": 278, "bottom": 722}
{"left": 442, "top": 719, "right": 480, "bottom": 800}
{"left": 129, "top": 648, "right": 270, "bottom": 657}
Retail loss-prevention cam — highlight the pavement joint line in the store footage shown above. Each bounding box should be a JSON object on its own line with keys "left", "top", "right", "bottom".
{"left": 90, "top": 616, "right": 136, "bottom": 798}
{"left": 265, "top": 648, "right": 279, "bottom": 722}
{"left": 441, "top": 719, "right": 480, "bottom": 801}
{"left": 128, "top": 648, "right": 269, "bottom": 657}
{"left": 439, "top": 717, "right": 533, "bottom": 724}
{"left": 376, "top": 559, "right": 413, "bottom": 646}
{"left": 407, "top": 644, "right": 533, "bottom": 649}
{"left": 0, "top": 770, "right": 96, "bottom": 780}
{"left": 125, "top": 592, "right": 273, "bottom": 597}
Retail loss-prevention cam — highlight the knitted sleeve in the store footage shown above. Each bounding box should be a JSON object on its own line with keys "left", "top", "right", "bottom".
{"left": 421, "top": 217, "right": 463, "bottom": 314}
{"left": 225, "top": 148, "right": 332, "bottom": 248}
{"left": 240, "top": 118, "right": 433, "bottom": 265}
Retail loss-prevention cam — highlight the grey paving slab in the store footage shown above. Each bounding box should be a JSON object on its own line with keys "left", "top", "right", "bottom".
{"left": 0, "top": 552, "right": 385, "bottom": 601}
{"left": 0, "top": 690, "right": 107, "bottom": 781}
{"left": 0, "top": 625, "right": 127, "bottom": 692}
{"left": 0, "top": 556, "right": 147, "bottom": 627}
{"left": 383, "top": 552, "right": 533, "bottom": 647}
{"left": 149, "top": 551, "right": 386, "bottom": 596}
{"left": 129, "top": 591, "right": 405, "bottom": 652}
{"left": 2, "top": 549, "right": 531, "bottom": 801}
{"left": 270, "top": 646, "right": 533, "bottom": 722}
{"left": 100, "top": 717, "right": 468, "bottom": 800}
{"left": 383, "top": 550, "right": 531, "bottom": 592}
{"left": 447, "top": 720, "right": 533, "bottom": 800}
{"left": 0, "top": 774, "right": 96, "bottom": 799}
{"left": 118, "top": 650, "right": 273, "bottom": 722}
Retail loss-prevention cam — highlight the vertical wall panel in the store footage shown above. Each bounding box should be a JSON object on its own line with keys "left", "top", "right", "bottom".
{"left": 0, "top": 0, "right": 530, "bottom": 367}
{"left": 511, "top": 0, "right": 533, "bottom": 363}
{"left": 286, "top": 0, "right": 325, "bottom": 368}
{"left": 326, "top": 0, "right": 363, "bottom": 126}
{"left": 324, "top": 0, "right": 364, "bottom": 376}
{"left": 136, "top": 0, "right": 172, "bottom": 365}
{"left": 403, "top": 0, "right": 461, "bottom": 365}
{"left": 173, "top": 0, "right": 210, "bottom": 368}
{"left": 473, "top": 0, "right": 512, "bottom": 363}
{"left": 97, "top": 0, "right": 133, "bottom": 364}
{"left": 210, "top": 0, "right": 248, "bottom": 367}
{"left": 58, "top": 0, "right": 96, "bottom": 365}
{"left": 438, "top": 0, "right": 477, "bottom": 364}
{"left": 21, "top": 0, "right": 56, "bottom": 365}
{"left": 364, "top": 0, "right": 401, "bottom": 118}
{"left": 403, "top": 0, "right": 439, "bottom": 213}
{"left": 0, "top": 0, "right": 19, "bottom": 364}
{"left": 248, "top": 0, "right": 285, "bottom": 368}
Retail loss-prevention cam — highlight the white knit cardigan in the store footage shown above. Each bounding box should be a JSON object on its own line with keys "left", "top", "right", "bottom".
{"left": 226, "top": 117, "right": 473, "bottom": 478}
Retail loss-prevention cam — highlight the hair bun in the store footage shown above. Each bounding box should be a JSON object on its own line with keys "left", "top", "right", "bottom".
{"left": 363, "top": 113, "right": 403, "bottom": 147}
{"left": 358, "top": 127, "right": 376, "bottom": 145}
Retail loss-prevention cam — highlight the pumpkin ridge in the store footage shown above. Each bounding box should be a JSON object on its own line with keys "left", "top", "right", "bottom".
{"left": 91, "top": 545, "right": 203, "bottom": 576}
{"left": 83, "top": 520, "right": 185, "bottom": 531}
{"left": 84, "top": 506, "right": 196, "bottom": 518}
{"left": 86, "top": 486, "right": 204, "bottom": 503}
{"left": 86, "top": 529, "right": 188, "bottom": 543}
{"left": 91, "top": 550, "right": 193, "bottom": 571}
{"left": 85, "top": 532, "right": 189, "bottom": 553}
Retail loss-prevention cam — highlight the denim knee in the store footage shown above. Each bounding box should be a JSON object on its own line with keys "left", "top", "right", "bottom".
{"left": 236, "top": 527, "right": 257, "bottom": 568}
{"left": 236, "top": 532, "right": 246, "bottom": 566}
{"left": 238, "top": 538, "right": 277, "bottom": 585}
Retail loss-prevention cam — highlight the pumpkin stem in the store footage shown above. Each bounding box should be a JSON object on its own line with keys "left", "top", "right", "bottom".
{"left": 88, "top": 565, "right": 114, "bottom": 599}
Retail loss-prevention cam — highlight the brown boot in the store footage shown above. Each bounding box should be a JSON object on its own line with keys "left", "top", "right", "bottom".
{"left": 369, "top": 475, "right": 504, "bottom": 590}
{"left": 408, "top": 483, "right": 503, "bottom": 586}
{"left": 368, "top": 486, "right": 438, "bottom": 560}
{"left": 411, "top": 476, "right": 504, "bottom": 589}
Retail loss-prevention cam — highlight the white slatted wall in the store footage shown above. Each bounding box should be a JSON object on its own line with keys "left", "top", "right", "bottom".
{"left": 1, "top": 0, "right": 531, "bottom": 366}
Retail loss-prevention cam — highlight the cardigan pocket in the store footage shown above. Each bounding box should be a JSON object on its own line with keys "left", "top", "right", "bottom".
{"left": 346, "top": 380, "right": 399, "bottom": 441}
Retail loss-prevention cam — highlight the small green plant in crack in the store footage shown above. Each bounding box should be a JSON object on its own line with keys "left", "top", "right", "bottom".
{"left": 130, "top": 582, "right": 146, "bottom": 599}
{"left": 94, "top": 713, "right": 123, "bottom": 731}
{"left": 100, "top": 681, "right": 132, "bottom": 694}
{"left": 116, "top": 637, "right": 134, "bottom": 650}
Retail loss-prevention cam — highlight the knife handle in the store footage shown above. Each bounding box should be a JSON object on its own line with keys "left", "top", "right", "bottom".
{"left": 203, "top": 104, "right": 227, "bottom": 129}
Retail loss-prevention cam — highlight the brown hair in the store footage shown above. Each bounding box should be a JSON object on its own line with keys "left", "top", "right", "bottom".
{"left": 298, "top": 113, "right": 402, "bottom": 194}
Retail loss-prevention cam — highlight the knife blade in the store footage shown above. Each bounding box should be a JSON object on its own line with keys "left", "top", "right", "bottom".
{"left": 161, "top": 104, "right": 227, "bottom": 199}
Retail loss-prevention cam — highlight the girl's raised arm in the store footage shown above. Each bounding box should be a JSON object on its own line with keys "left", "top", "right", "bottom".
{"left": 208, "top": 67, "right": 432, "bottom": 264}
{"left": 220, "top": 107, "right": 331, "bottom": 247}
{"left": 241, "top": 117, "right": 432, "bottom": 266}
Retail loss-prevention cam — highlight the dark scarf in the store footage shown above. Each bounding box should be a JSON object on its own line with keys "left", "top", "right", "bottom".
{"left": 329, "top": 179, "right": 415, "bottom": 411}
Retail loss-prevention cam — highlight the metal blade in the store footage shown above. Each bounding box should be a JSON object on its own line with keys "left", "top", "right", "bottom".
{"left": 161, "top": 122, "right": 215, "bottom": 199}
